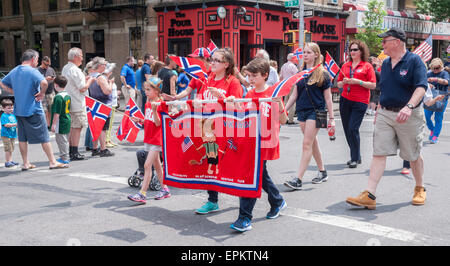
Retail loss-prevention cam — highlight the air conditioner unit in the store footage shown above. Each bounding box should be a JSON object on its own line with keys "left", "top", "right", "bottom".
{"left": 63, "top": 33, "right": 71, "bottom": 43}
{"left": 71, "top": 31, "right": 81, "bottom": 43}
{"left": 328, "top": 0, "right": 338, "bottom": 5}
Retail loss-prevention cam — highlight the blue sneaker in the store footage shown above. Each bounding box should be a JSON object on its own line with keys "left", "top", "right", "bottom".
{"left": 5, "top": 162, "right": 15, "bottom": 168}
{"left": 230, "top": 217, "right": 252, "bottom": 232}
{"left": 195, "top": 201, "right": 219, "bottom": 214}
{"left": 127, "top": 192, "right": 147, "bottom": 204}
{"left": 266, "top": 200, "right": 287, "bottom": 219}
{"left": 56, "top": 158, "right": 70, "bottom": 164}
{"left": 12, "top": 161, "right": 20, "bottom": 166}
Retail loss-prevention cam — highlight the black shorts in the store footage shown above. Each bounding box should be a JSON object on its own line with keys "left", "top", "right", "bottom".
{"left": 207, "top": 156, "right": 218, "bottom": 165}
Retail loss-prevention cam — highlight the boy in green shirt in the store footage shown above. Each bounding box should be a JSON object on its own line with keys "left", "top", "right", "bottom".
{"left": 51, "top": 75, "right": 71, "bottom": 164}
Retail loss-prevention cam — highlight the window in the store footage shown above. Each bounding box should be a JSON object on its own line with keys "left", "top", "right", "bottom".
{"left": 50, "top": 32, "right": 60, "bottom": 69}
{"left": 70, "top": 1, "right": 80, "bottom": 9}
{"left": 129, "top": 27, "right": 142, "bottom": 58}
{"left": 49, "top": 0, "right": 57, "bottom": 11}
{"left": 12, "top": 0, "right": 19, "bottom": 15}
{"left": 14, "top": 35, "right": 22, "bottom": 66}
{"left": 93, "top": 30, "right": 105, "bottom": 54}
{"left": 0, "top": 0, "right": 3, "bottom": 17}
{"left": 0, "top": 36, "right": 5, "bottom": 67}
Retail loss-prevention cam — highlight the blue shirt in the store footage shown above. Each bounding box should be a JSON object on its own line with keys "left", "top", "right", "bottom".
{"left": 427, "top": 70, "right": 449, "bottom": 92}
{"left": 1, "top": 65, "right": 45, "bottom": 117}
{"left": 135, "top": 68, "right": 143, "bottom": 91}
{"left": 1, "top": 113, "right": 17, "bottom": 138}
{"left": 141, "top": 63, "right": 151, "bottom": 83}
{"left": 296, "top": 72, "right": 331, "bottom": 112}
{"left": 120, "top": 64, "right": 136, "bottom": 88}
{"left": 176, "top": 72, "right": 190, "bottom": 94}
{"left": 379, "top": 51, "right": 428, "bottom": 108}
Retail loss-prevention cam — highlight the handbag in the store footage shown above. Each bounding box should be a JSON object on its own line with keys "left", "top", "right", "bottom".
{"left": 304, "top": 80, "right": 328, "bottom": 128}
{"left": 423, "top": 87, "right": 448, "bottom": 113}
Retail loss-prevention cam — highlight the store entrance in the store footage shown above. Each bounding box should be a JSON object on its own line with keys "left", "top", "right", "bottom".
{"left": 318, "top": 42, "right": 340, "bottom": 65}
{"left": 264, "top": 39, "right": 288, "bottom": 71}
{"left": 168, "top": 38, "right": 192, "bottom": 57}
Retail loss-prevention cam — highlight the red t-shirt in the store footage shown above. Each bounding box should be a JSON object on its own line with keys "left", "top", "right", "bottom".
{"left": 337, "top": 61, "right": 376, "bottom": 104}
{"left": 198, "top": 73, "right": 243, "bottom": 100}
{"left": 245, "top": 88, "right": 285, "bottom": 161}
{"left": 143, "top": 101, "right": 162, "bottom": 146}
{"left": 188, "top": 69, "right": 211, "bottom": 98}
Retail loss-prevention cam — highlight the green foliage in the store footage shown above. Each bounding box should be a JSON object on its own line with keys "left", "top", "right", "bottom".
{"left": 355, "top": 0, "right": 386, "bottom": 56}
{"left": 415, "top": 0, "right": 450, "bottom": 23}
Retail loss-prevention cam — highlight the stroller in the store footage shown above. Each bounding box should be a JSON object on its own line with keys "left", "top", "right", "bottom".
{"left": 128, "top": 149, "right": 162, "bottom": 191}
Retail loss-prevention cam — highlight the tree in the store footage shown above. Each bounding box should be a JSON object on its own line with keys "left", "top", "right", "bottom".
{"left": 355, "top": 0, "right": 386, "bottom": 56}
{"left": 415, "top": 0, "right": 450, "bottom": 23}
{"left": 22, "top": 0, "right": 34, "bottom": 49}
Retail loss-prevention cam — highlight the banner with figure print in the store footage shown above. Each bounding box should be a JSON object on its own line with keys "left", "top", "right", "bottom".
{"left": 159, "top": 100, "right": 264, "bottom": 198}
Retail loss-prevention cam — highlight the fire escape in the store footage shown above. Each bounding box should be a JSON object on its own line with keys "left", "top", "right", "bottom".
{"left": 81, "top": 0, "right": 147, "bottom": 58}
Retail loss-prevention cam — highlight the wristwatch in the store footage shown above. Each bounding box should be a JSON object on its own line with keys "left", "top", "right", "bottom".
{"left": 406, "top": 103, "right": 414, "bottom": 109}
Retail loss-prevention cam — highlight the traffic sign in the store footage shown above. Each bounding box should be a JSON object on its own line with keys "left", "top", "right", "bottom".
{"left": 292, "top": 9, "right": 313, "bottom": 19}
{"left": 285, "top": 0, "right": 299, "bottom": 8}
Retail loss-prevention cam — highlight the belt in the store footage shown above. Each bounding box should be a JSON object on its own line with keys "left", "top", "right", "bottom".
{"left": 380, "top": 105, "right": 403, "bottom": 112}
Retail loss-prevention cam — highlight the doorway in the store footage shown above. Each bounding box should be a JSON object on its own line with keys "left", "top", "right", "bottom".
{"left": 318, "top": 42, "right": 340, "bottom": 65}
{"left": 264, "top": 39, "right": 286, "bottom": 72}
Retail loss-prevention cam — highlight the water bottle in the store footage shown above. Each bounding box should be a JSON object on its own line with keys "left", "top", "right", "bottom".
{"left": 328, "top": 124, "right": 336, "bottom": 141}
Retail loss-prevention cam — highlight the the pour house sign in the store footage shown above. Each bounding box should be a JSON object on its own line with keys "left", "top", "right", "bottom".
{"left": 168, "top": 13, "right": 194, "bottom": 37}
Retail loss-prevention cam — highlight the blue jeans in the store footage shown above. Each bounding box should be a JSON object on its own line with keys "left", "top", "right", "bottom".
{"left": 339, "top": 96, "right": 367, "bottom": 162}
{"left": 238, "top": 161, "right": 284, "bottom": 221}
{"left": 141, "top": 91, "right": 147, "bottom": 113}
{"left": 424, "top": 101, "right": 447, "bottom": 138}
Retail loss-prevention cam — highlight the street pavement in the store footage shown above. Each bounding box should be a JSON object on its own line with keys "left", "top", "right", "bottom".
{"left": 1, "top": 102, "right": 450, "bottom": 246}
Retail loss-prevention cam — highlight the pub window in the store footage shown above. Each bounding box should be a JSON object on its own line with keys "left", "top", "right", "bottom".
{"left": 0, "top": 0, "right": 3, "bottom": 17}
{"left": 93, "top": 30, "right": 105, "bottom": 55}
{"left": 50, "top": 32, "right": 60, "bottom": 69}
{"left": 70, "top": 1, "right": 80, "bottom": 9}
{"left": 12, "top": 0, "right": 19, "bottom": 15}
{"left": 0, "top": 36, "right": 5, "bottom": 67}
{"left": 129, "top": 27, "right": 142, "bottom": 58}
{"left": 49, "top": 0, "right": 57, "bottom": 12}
{"left": 14, "top": 35, "right": 22, "bottom": 66}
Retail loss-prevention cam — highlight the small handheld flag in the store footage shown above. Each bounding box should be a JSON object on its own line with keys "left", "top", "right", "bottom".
{"left": 413, "top": 35, "right": 432, "bottom": 63}
{"left": 324, "top": 52, "right": 340, "bottom": 79}
{"left": 207, "top": 40, "right": 219, "bottom": 55}
{"left": 116, "top": 97, "right": 145, "bottom": 143}
{"left": 181, "top": 136, "right": 194, "bottom": 153}
{"left": 269, "top": 63, "right": 321, "bottom": 98}
{"left": 170, "top": 56, "right": 208, "bottom": 80}
{"left": 85, "top": 96, "right": 112, "bottom": 141}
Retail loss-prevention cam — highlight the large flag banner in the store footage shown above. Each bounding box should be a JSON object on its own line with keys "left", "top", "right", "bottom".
{"left": 85, "top": 96, "right": 112, "bottom": 141}
{"left": 324, "top": 52, "right": 340, "bottom": 79}
{"left": 159, "top": 100, "right": 263, "bottom": 198}
{"left": 170, "top": 56, "right": 208, "bottom": 80}
{"left": 269, "top": 63, "right": 321, "bottom": 98}
{"left": 413, "top": 34, "right": 432, "bottom": 62}
{"left": 116, "top": 97, "right": 145, "bottom": 143}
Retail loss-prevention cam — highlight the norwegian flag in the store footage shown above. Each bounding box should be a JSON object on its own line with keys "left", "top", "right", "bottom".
{"left": 293, "top": 47, "right": 303, "bottom": 63}
{"left": 206, "top": 40, "right": 219, "bottom": 55}
{"left": 269, "top": 63, "right": 321, "bottom": 98}
{"left": 324, "top": 52, "right": 340, "bottom": 79}
{"left": 181, "top": 137, "right": 194, "bottom": 153}
{"left": 343, "top": 39, "right": 349, "bottom": 62}
{"left": 170, "top": 56, "right": 208, "bottom": 80}
{"left": 116, "top": 98, "right": 145, "bottom": 143}
{"left": 85, "top": 96, "right": 112, "bottom": 141}
{"left": 227, "top": 138, "right": 237, "bottom": 151}
{"left": 413, "top": 34, "right": 433, "bottom": 63}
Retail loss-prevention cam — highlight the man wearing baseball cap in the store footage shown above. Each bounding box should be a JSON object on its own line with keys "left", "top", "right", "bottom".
{"left": 346, "top": 27, "right": 428, "bottom": 209}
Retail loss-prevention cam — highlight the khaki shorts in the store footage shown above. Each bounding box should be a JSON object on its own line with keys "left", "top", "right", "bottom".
{"left": 70, "top": 111, "right": 88, "bottom": 129}
{"left": 42, "top": 91, "right": 55, "bottom": 111}
{"left": 2, "top": 137, "right": 15, "bottom": 152}
{"left": 373, "top": 107, "right": 425, "bottom": 161}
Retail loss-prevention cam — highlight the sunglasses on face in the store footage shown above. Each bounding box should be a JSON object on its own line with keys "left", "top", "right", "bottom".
{"left": 432, "top": 67, "right": 441, "bottom": 70}
{"left": 210, "top": 58, "right": 225, "bottom": 63}
{"left": 350, "top": 48, "right": 360, "bottom": 52}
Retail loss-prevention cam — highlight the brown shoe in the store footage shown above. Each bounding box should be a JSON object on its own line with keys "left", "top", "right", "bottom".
{"left": 346, "top": 190, "right": 376, "bottom": 210}
{"left": 412, "top": 186, "right": 426, "bottom": 205}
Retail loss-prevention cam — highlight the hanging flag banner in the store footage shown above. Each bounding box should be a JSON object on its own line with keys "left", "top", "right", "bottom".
{"left": 159, "top": 100, "right": 263, "bottom": 198}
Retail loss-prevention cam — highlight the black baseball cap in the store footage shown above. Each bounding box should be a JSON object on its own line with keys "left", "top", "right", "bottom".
{"left": 377, "top": 27, "right": 406, "bottom": 42}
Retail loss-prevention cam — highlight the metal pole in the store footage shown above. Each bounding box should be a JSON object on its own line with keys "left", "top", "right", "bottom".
{"left": 299, "top": 0, "right": 304, "bottom": 67}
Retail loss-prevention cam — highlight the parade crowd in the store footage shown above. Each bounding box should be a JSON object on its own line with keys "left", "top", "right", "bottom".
{"left": 1, "top": 27, "right": 449, "bottom": 232}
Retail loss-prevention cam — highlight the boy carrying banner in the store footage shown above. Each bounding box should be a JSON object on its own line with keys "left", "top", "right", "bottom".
{"left": 227, "top": 58, "right": 288, "bottom": 232}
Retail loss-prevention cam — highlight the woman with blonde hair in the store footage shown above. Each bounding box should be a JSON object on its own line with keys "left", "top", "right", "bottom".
{"left": 283, "top": 42, "right": 335, "bottom": 190}
{"left": 424, "top": 58, "right": 450, "bottom": 144}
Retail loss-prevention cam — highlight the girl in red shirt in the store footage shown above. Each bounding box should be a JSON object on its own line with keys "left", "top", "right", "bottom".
{"left": 128, "top": 77, "right": 170, "bottom": 203}
{"left": 194, "top": 48, "right": 244, "bottom": 215}
{"left": 337, "top": 40, "right": 376, "bottom": 168}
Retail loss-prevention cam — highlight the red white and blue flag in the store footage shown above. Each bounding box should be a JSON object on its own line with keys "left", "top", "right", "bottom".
{"left": 181, "top": 136, "right": 194, "bottom": 153}
{"left": 207, "top": 40, "right": 219, "bottom": 55}
{"left": 343, "top": 39, "right": 350, "bottom": 62}
{"left": 269, "top": 63, "right": 321, "bottom": 98}
{"left": 170, "top": 56, "right": 208, "bottom": 80}
{"left": 413, "top": 34, "right": 432, "bottom": 63}
{"left": 116, "top": 98, "right": 144, "bottom": 143}
{"left": 324, "top": 52, "right": 340, "bottom": 79}
{"left": 85, "top": 96, "right": 112, "bottom": 141}
{"left": 293, "top": 47, "right": 303, "bottom": 63}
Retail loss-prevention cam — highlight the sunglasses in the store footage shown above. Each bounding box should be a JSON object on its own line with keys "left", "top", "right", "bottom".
{"left": 210, "top": 58, "right": 225, "bottom": 63}
{"left": 350, "top": 48, "right": 360, "bottom": 52}
{"left": 432, "top": 67, "right": 441, "bottom": 70}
